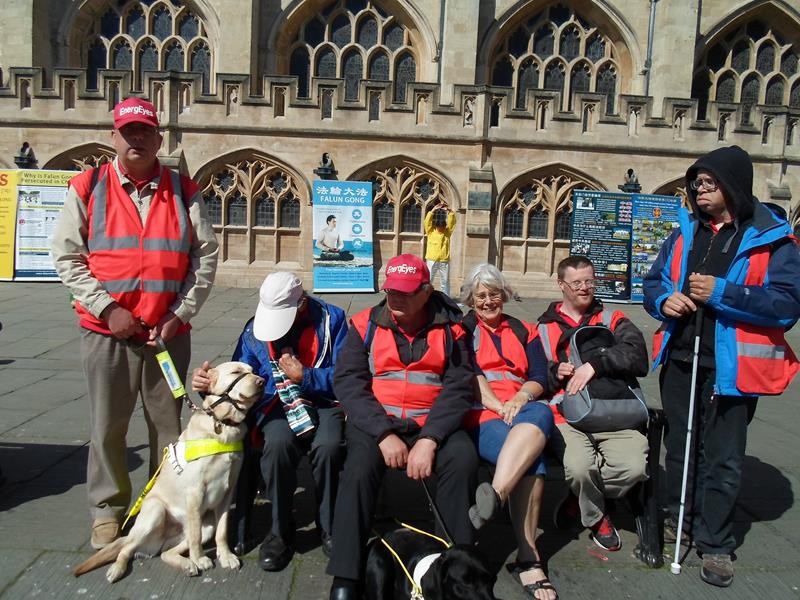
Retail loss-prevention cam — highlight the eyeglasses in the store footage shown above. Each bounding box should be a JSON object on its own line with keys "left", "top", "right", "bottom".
{"left": 560, "top": 279, "right": 596, "bottom": 290}
{"left": 690, "top": 178, "right": 719, "bottom": 192}
{"left": 473, "top": 291, "right": 503, "bottom": 303}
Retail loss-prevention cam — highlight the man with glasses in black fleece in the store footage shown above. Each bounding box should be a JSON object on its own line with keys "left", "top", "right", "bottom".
{"left": 538, "top": 256, "right": 649, "bottom": 554}
{"left": 644, "top": 145, "right": 800, "bottom": 587}
{"left": 326, "top": 254, "right": 477, "bottom": 600}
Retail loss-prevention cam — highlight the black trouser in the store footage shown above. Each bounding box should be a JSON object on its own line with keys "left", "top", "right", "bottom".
{"left": 660, "top": 359, "right": 757, "bottom": 555}
{"left": 326, "top": 422, "right": 478, "bottom": 581}
{"left": 256, "top": 405, "right": 345, "bottom": 542}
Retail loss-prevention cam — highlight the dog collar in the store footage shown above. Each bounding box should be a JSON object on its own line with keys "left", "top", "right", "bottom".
{"left": 412, "top": 552, "right": 441, "bottom": 597}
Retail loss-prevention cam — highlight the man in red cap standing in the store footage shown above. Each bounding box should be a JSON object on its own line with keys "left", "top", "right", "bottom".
{"left": 52, "top": 97, "right": 219, "bottom": 549}
{"left": 326, "top": 254, "right": 478, "bottom": 600}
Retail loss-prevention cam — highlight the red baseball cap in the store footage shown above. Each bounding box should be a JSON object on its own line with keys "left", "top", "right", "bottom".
{"left": 113, "top": 97, "right": 159, "bottom": 129}
{"left": 382, "top": 254, "right": 430, "bottom": 293}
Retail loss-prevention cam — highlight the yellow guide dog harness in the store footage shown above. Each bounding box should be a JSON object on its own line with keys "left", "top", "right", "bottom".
{"left": 121, "top": 439, "right": 243, "bottom": 530}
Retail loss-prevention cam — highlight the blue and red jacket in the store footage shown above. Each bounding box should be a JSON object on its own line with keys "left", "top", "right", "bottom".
{"left": 232, "top": 296, "right": 348, "bottom": 422}
{"left": 643, "top": 203, "right": 800, "bottom": 397}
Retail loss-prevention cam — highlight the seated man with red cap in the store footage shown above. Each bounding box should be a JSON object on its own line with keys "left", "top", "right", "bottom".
{"left": 326, "top": 254, "right": 478, "bottom": 600}
{"left": 192, "top": 271, "right": 347, "bottom": 572}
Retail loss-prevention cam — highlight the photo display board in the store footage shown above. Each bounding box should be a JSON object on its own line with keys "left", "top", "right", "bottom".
{"left": 311, "top": 180, "right": 375, "bottom": 292}
{"left": 571, "top": 190, "right": 682, "bottom": 302}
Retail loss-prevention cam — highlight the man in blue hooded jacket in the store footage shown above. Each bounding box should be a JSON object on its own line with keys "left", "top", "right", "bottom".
{"left": 644, "top": 145, "right": 800, "bottom": 587}
{"left": 192, "top": 271, "right": 347, "bottom": 572}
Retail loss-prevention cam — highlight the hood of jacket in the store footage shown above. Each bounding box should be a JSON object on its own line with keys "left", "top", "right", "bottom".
{"left": 685, "top": 145, "right": 755, "bottom": 224}
{"left": 537, "top": 298, "right": 604, "bottom": 327}
{"left": 370, "top": 290, "right": 463, "bottom": 330}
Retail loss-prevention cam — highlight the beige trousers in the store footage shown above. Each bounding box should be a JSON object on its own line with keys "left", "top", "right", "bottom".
{"left": 81, "top": 329, "right": 188, "bottom": 520}
{"left": 550, "top": 422, "right": 648, "bottom": 527}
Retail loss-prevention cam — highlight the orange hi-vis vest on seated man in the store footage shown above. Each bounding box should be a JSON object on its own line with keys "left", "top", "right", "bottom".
{"left": 351, "top": 309, "right": 451, "bottom": 426}
{"left": 70, "top": 162, "right": 197, "bottom": 336}
{"left": 464, "top": 316, "right": 535, "bottom": 428}
{"left": 537, "top": 308, "right": 620, "bottom": 424}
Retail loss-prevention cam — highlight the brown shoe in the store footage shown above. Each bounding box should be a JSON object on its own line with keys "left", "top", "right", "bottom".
{"left": 91, "top": 518, "right": 120, "bottom": 549}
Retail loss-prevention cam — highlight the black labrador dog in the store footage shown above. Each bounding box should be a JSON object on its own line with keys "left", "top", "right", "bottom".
{"left": 365, "top": 528, "right": 497, "bottom": 600}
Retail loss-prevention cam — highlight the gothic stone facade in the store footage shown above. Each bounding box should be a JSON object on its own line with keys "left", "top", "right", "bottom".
{"left": 1, "top": 0, "right": 798, "bottom": 294}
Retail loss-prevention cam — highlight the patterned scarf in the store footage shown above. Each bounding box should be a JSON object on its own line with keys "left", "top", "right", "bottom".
{"left": 269, "top": 359, "right": 317, "bottom": 437}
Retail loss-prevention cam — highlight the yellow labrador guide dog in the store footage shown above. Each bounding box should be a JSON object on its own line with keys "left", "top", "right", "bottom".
{"left": 74, "top": 361, "right": 264, "bottom": 582}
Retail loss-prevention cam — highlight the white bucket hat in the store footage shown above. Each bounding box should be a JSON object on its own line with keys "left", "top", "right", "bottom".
{"left": 253, "top": 271, "right": 304, "bottom": 341}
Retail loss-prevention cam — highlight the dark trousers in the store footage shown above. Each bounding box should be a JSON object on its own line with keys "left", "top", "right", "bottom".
{"left": 236, "top": 405, "right": 345, "bottom": 544}
{"left": 660, "top": 359, "right": 757, "bottom": 555}
{"left": 326, "top": 422, "right": 478, "bottom": 581}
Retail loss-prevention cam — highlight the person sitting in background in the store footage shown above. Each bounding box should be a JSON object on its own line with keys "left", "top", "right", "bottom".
{"left": 460, "top": 263, "right": 558, "bottom": 600}
{"left": 538, "top": 256, "right": 648, "bottom": 553}
{"left": 192, "top": 271, "right": 347, "bottom": 572}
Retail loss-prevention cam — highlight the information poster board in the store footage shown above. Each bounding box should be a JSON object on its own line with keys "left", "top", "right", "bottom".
{"left": 571, "top": 189, "right": 683, "bottom": 302}
{"left": 570, "top": 190, "right": 633, "bottom": 302}
{"left": 0, "top": 169, "right": 74, "bottom": 281}
{"left": 311, "top": 180, "right": 375, "bottom": 292}
{"left": 630, "top": 195, "right": 681, "bottom": 302}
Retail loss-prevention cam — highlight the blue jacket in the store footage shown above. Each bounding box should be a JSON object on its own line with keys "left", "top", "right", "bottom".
{"left": 232, "top": 296, "right": 348, "bottom": 420}
{"left": 643, "top": 203, "right": 800, "bottom": 396}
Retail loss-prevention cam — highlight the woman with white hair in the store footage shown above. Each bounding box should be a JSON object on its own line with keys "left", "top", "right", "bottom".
{"left": 460, "top": 263, "right": 558, "bottom": 600}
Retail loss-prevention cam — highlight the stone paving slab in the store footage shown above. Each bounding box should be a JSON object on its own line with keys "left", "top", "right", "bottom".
{"left": 0, "top": 282, "right": 799, "bottom": 599}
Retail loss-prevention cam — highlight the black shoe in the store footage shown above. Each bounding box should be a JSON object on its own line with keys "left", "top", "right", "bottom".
{"left": 329, "top": 578, "right": 359, "bottom": 600}
{"left": 700, "top": 553, "right": 733, "bottom": 587}
{"left": 258, "top": 534, "right": 294, "bottom": 572}
{"left": 321, "top": 530, "right": 333, "bottom": 558}
{"left": 589, "top": 514, "right": 621, "bottom": 551}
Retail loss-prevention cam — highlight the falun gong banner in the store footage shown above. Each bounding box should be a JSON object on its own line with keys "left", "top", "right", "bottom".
{"left": 312, "top": 180, "right": 374, "bottom": 292}
{"left": 0, "top": 169, "right": 74, "bottom": 281}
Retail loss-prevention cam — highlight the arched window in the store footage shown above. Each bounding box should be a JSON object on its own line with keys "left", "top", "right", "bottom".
{"left": 280, "top": 196, "right": 301, "bottom": 228}
{"left": 375, "top": 198, "right": 394, "bottom": 231}
{"left": 503, "top": 208, "right": 524, "bottom": 238}
{"left": 401, "top": 202, "right": 421, "bottom": 232}
{"left": 394, "top": 52, "right": 416, "bottom": 104}
{"left": 85, "top": 1, "right": 213, "bottom": 93}
{"left": 254, "top": 196, "right": 275, "bottom": 227}
{"left": 343, "top": 48, "right": 364, "bottom": 100}
{"left": 491, "top": 6, "right": 619, "bottom": 113}
{"left": 227, "top": 194, "right": 247, "bottom": 226}
{"left": 287, "top": 2, "right": 418, "bottom": 106}
{"left": 693, "top": 18, "right": 798, "bottom": 115}
{"left": 205, "top": 195, "right": 222, "bottom": 225}
{"left": 527, "top": 207, "right": 548, "bottom": 239}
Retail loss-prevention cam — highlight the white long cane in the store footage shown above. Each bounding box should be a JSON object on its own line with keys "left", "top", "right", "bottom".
{"left": 670, "top": 307, "right": 704, "bottom": 575}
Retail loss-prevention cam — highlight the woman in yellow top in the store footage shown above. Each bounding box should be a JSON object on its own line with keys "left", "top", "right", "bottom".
{"left": 424, "top": 202, "right": 456, "bottom": 296}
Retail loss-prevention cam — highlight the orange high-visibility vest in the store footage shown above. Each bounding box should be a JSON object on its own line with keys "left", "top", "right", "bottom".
{"left": 465, "top": 316, "right": 535, "bottom": 428}
{"left": 537, "top": 309, "right": 620, "bottom": 423}
{"left": 730, "top": 247, "right": 798, "bottom": 394}
{"left": 70, "top": 163, "right": 196, "bottom": 336}
{"left": 351, "top": 309, "right": 451, "bottom": 426}
{"left": 652, "top": 233, "right": 798, "bottom": 396}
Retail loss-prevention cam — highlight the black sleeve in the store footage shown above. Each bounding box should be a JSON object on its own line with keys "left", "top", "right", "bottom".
{"left": 525, "top": 336, "right": 548, "bottom": 389}
{"left": 419, "top": 331, "right": 475, "bottom": 443}
{"left": 586, "top": 317, "right": 649, "bottom": 378}
{"left": 332, "top": 326, "right": 396, "bottom": 439}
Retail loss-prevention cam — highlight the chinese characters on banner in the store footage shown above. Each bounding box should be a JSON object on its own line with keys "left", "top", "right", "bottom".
{"left": 0, "top": 170, "right": 74, "bottom": 281}
{"left": 312, "top": 180, "right": 375, "bottom": 292}
{"left": 570, "top": 189, "right": 681, "bottom": 302}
